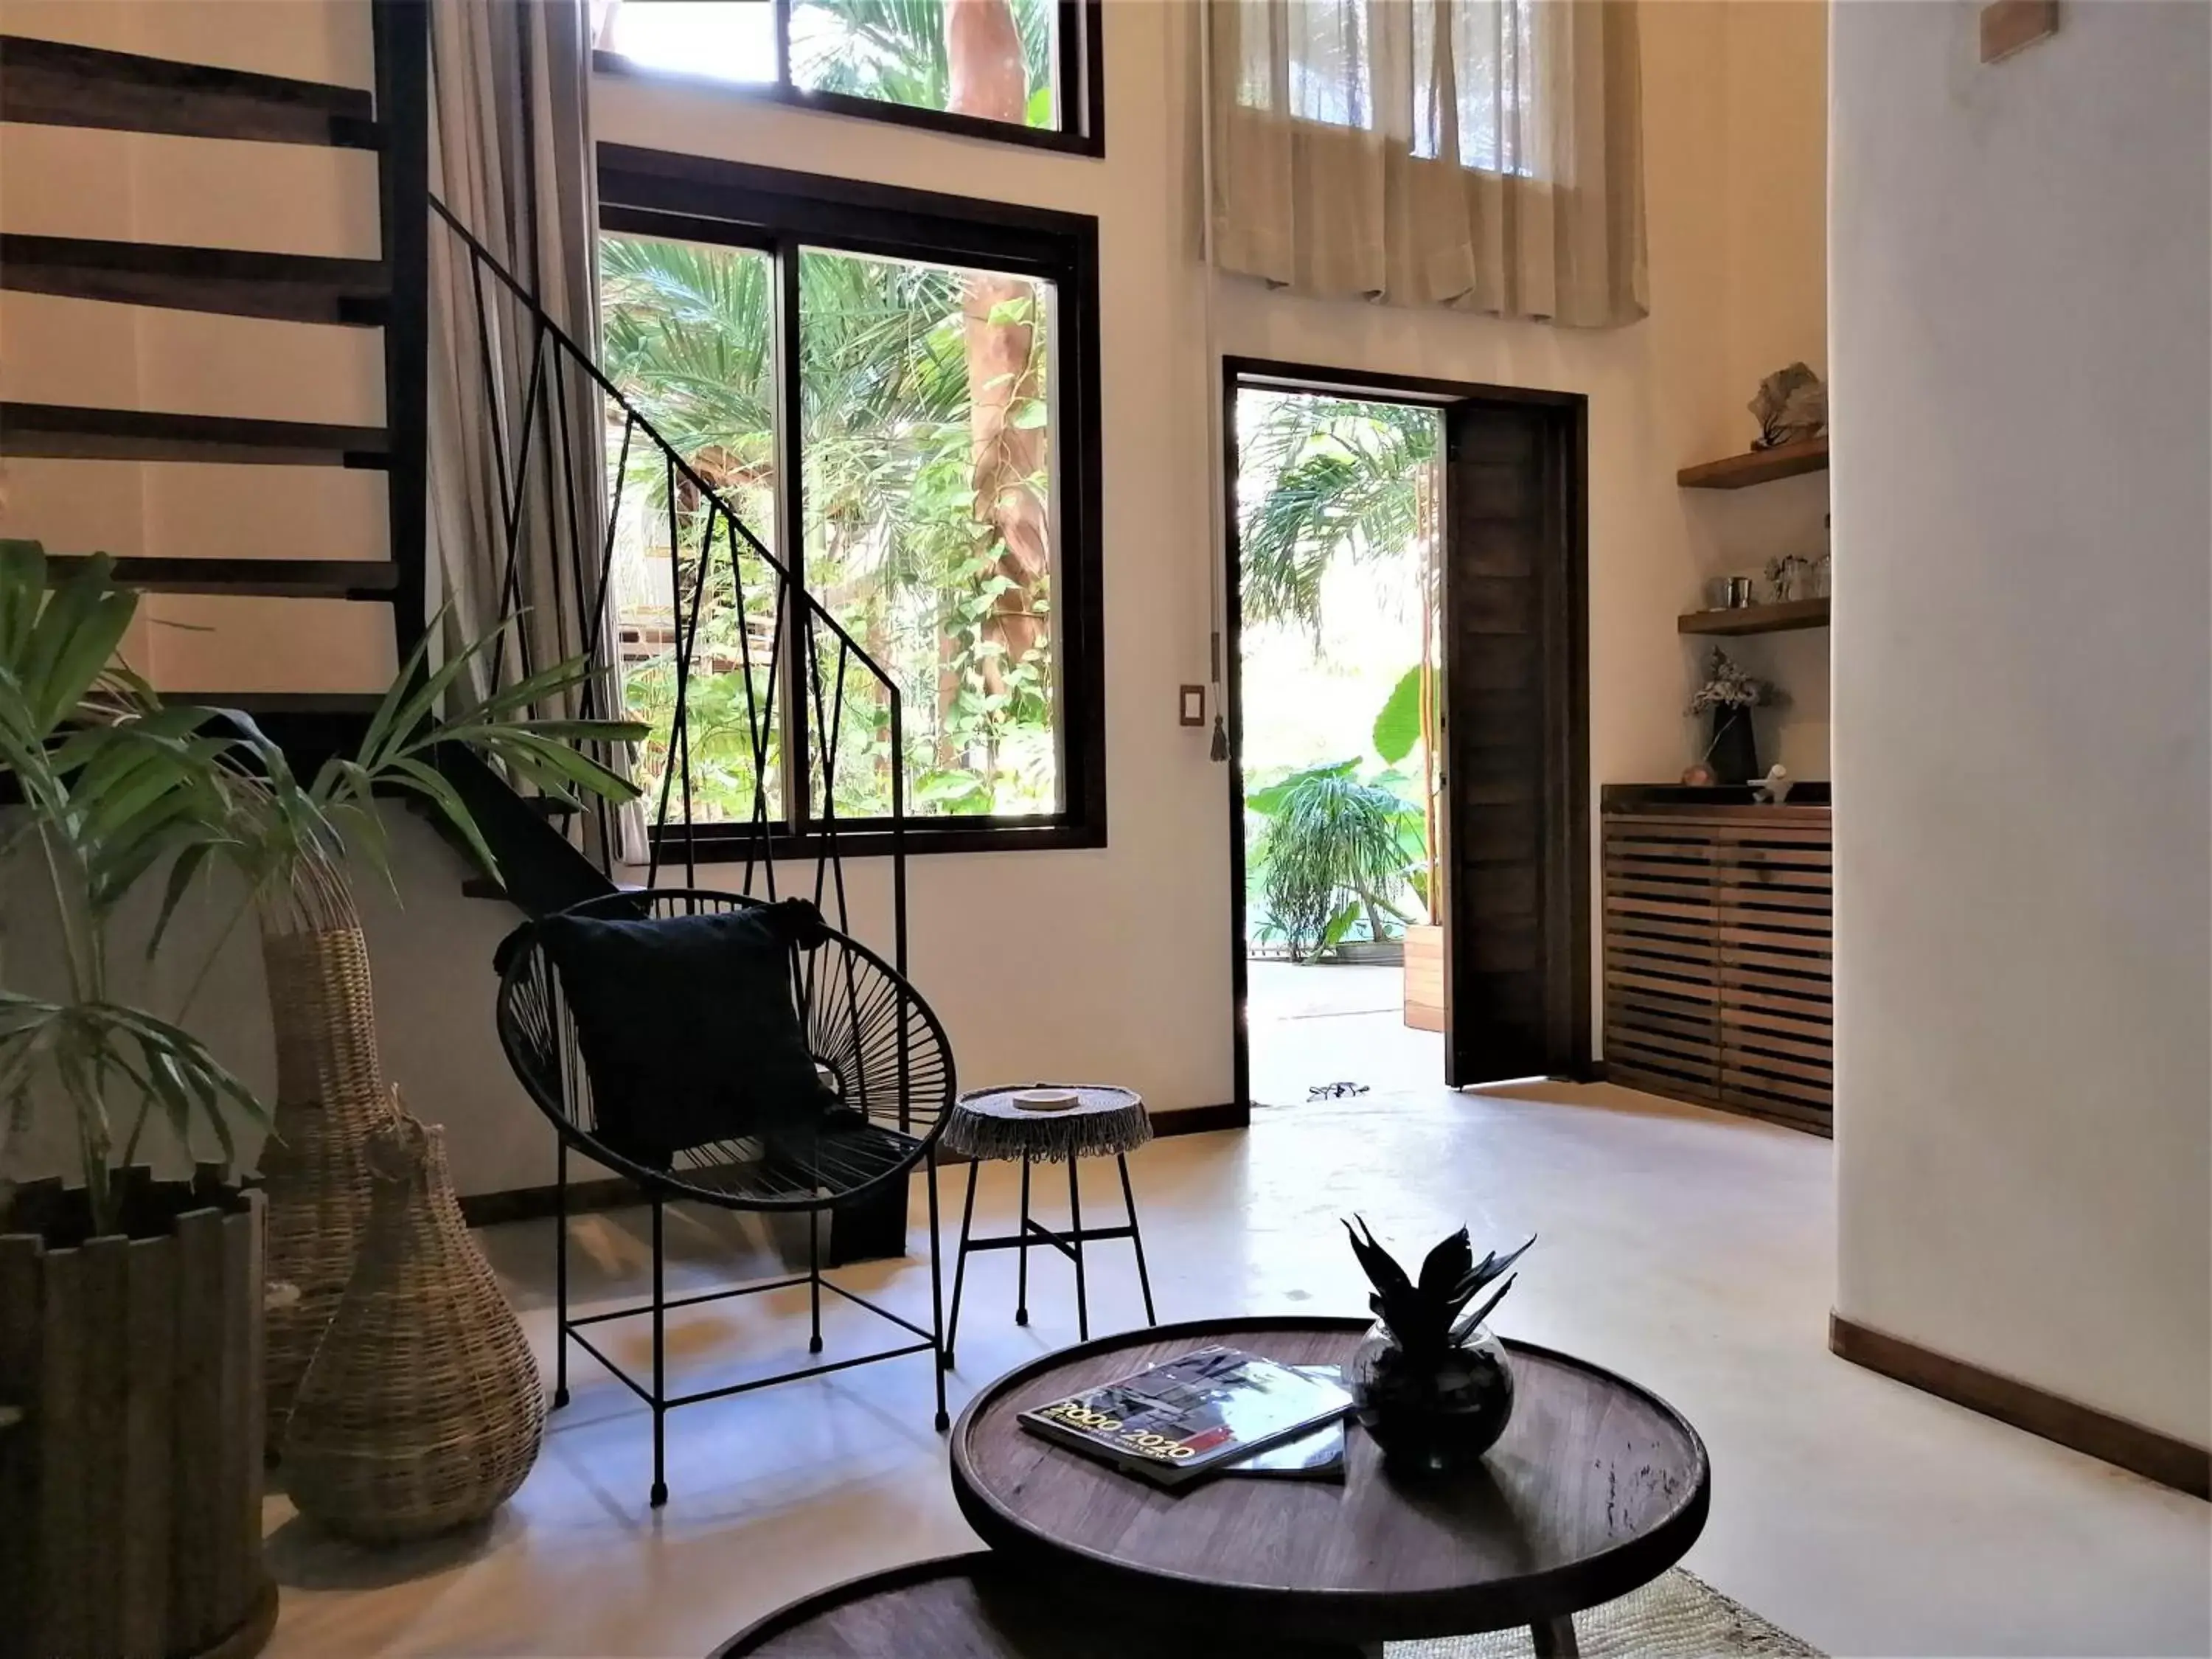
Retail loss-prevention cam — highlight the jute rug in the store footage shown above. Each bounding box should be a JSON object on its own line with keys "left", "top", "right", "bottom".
{"left": 1389, "top": 1569, "right": 1824, "bottom": 1658}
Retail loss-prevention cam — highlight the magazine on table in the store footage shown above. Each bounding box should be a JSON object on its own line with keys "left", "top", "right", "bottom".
{"left": 1018, "top": 1346, "right": 1354, "bottom": 1489}
{"left": 1226, "top": 1366, "right": 1347, "bottom": 1481}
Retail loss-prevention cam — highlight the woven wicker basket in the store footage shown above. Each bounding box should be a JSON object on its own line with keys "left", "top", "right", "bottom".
{"left": 281, "top": 1107, "right": 545, "bottom": 1544}
{"left": 259, "top": 922, "right": 392, "bottom": 1443}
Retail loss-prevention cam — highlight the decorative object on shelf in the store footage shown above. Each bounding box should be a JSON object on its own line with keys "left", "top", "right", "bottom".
{"left": 1726, "top": 575, "right": 1756, "bottom": 608}
{"left": 1343, "top": 1218, "right": 1533, "bottom": 1478}
{"left": 1680, "top": 762, "right": 1717, "bottom": 786}
{"left": 1753, "top": 765, "right": 1795, "bottom": 804}
{"left": 1748, "top": 361, "right": 1826, "bottom": 451}
{"left": 1764, "top": 554, "right": 1812, "bottom": 603}
{"left": 1812, "top": 550, "right": 1833, "bottom": 598}
{"left": 1688, "top": 647, "right": 1775, "bottom": 787}
{"left": 282, "top": 1102, "right": 545, "bottom": 1544}
{"left": 0, "top": 547, "right": 276, "bottom": 1659}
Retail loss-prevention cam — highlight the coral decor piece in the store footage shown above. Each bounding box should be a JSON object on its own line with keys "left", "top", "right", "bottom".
{"left": 1748, "top": 362, "right": 1826, "bottom": 450}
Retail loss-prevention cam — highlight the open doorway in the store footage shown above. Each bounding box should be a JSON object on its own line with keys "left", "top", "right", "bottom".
{"left": 1231, "top": 382, "right": 1447, "bottom": 1108}
{"left": 1225, "top": 360, "right": 1592, "bottom": 1113}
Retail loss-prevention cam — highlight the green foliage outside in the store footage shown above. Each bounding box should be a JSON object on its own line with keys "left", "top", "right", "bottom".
{"left": 1246, "top": 757, "right": 1426, "bottom": 963}
{"left": 788, "top": 0, "right": 1057, "bottom": 126}
{"left": 1237, "top": 396, "right": 1440, "bottom": 641}
{"left": 1238, "top": 386, "right": 1442, "bottom": 959}
{"left": 597, "top": 0, "right": 1061, "bottom": 826}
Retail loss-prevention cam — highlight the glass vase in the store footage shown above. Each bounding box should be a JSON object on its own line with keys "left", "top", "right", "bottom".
{"left": 1348, "top": 1318, "right": 1516, "bottom": 1478}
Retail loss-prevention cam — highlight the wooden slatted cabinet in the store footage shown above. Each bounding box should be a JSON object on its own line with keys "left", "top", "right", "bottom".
{"left": 1601, "top": 789, "right": 1832, "bottom": 1134}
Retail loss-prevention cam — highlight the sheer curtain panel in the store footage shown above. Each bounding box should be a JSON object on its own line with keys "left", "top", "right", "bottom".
{"left": 1207, "top": 0, "right": 1647, "bottom": 327}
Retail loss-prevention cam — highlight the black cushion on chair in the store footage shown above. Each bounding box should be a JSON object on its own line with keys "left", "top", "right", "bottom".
{"left": 536, "top": 900, "right": 835, "bottom": 1166}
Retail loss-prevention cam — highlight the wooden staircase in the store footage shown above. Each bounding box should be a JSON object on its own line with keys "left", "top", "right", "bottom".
{"left": 0, "top": 15, "right": 426, "bottom": 729}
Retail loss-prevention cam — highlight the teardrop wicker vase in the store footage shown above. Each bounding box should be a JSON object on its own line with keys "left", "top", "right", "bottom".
{"left": 259, "top": 921, "right": 392, "bottom": 1444}
{"left": 282, "top": 1106, "right": 545, "bottom": 1544}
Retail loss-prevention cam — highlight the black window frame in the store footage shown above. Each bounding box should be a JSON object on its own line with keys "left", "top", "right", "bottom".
{"left": 599, "top": 144, "right": 1107, "bottom": 860}
{"left": 592, "top": 0, "right": 1106, "bottom": 159}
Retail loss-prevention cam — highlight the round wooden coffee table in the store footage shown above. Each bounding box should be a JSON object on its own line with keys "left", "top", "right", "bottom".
{"left": 714, "top": 1551, "right": 1354, "bottom": 1658}
{"left": 948, "top": 1315, "right": 1710, "bottom": 1656}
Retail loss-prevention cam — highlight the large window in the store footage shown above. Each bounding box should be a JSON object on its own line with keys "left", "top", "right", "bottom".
{"left": 598, "top": 149, "right": 1104, "bottom": 855}
{"left": 593, "top": 0, "right": 1105, "bottom": 156}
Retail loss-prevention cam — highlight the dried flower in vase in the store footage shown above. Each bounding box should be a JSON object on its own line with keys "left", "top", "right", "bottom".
{"left": 1688, "top": 648, "right": 1774, "bottom": 715}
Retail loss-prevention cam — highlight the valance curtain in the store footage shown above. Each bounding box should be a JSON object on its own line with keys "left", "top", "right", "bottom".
{"left": 428, "top": 0, "right": 643, "bottom": 857}
{"left": 1206, "top": 0, "right": 1648, "bottom": 327}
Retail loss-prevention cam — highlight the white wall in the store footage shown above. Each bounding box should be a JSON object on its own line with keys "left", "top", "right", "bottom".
{"left": 0, "top": 0, "right": 1832, "bottom": 1195}
{"left": 1830, "top": 0, "right": 2211, "bottom": 1447}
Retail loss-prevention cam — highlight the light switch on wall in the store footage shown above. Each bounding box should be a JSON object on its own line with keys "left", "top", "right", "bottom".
{"left": 1179, "top": 685, "right": 1206, "bottom": 727}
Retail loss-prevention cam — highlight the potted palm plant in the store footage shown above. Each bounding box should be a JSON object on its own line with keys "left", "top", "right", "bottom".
{"left": 0, "top": 545, "right": 643, "bottom": 1649}
{"left": 1, "top": 552, "right": 278, "bottom": 1658}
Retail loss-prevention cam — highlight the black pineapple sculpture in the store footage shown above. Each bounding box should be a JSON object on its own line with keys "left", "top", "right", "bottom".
{"left": 1344, "top": 1219, "right": 1534, "bottom": 1477}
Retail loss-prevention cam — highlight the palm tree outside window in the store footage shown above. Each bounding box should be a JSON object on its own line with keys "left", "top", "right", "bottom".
{"left": 594, "top": 153, "right": 1105, "bottom": 854}
{"left": 593, "top": 0, "right": 1105, "bottom": 156}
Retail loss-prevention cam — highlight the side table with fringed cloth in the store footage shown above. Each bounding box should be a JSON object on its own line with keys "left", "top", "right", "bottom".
{"left": 942, "top": 1085, "right": 1158, "bottom": 1361}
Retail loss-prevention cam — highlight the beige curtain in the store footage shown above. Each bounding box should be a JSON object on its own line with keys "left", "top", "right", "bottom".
{"left": 428, "top": 0, "right": 644, "bottom": 858}
{"left": 1207, "top": 0, "right": 1648, "bottom": 327}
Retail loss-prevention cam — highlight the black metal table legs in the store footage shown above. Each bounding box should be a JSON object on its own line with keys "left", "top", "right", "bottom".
{"left": 942, "top": 1151, "right": 1158, "bottom": 1366}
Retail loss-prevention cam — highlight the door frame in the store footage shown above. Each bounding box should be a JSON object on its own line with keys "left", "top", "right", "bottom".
{"left": 1220, "top": 356, "right": 1592, "bottom": 1115}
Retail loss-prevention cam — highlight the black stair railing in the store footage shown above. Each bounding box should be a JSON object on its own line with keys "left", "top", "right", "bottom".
{"left": 426, "top": 195, "right": 907, "bottom": 976}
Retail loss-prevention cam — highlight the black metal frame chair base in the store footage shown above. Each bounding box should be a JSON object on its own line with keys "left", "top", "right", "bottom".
{"left": 549, "top": 1149, "right": 953, "bottom": 1508}
{"left": 942, "top": 1150, "right": 1155, "bottom": 1364}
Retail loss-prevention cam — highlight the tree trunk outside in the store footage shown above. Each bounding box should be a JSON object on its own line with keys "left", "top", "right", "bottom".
{"left": 946, "top": 0, "right": 1051, "bottom": 706}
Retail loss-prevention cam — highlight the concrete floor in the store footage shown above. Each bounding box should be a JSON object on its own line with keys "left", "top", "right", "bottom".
{"left": 1248, "top": 959, "right": 1444, "bottom": 1105}
{"left": 262, "top": 1084, "right": 2211, "bottom": 1658}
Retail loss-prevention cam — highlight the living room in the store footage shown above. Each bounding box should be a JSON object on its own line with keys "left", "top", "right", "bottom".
{"left": 0, "top": 1, "right": 2205, "bottom": 1656}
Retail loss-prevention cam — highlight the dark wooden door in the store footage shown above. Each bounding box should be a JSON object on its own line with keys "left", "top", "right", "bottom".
{"left": 1440, "top": 400, "right": 1590, "bottom": 1086}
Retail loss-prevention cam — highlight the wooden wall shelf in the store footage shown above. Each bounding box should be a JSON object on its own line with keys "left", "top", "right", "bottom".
{"left": 1677, "top": 437, "right": 1828, "bottom": 490}
{"left": 1678, "top": 597, "right": 1829, "bottom": 637}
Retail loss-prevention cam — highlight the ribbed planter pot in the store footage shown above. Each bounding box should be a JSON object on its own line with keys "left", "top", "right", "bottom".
{"left": 258, "top": 920, "right": 392, "bottom": 1444}
{"left": 0, "top": 1172, "right": 274, "bottom": 1659}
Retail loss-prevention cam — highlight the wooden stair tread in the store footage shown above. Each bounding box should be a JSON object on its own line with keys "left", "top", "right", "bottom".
{"left": 161, "top": 692, "right": 384, "bottom": 714}
{"left": 0, "top": 33, "right": 377, "bottom": 148}
{"left": 44, "top": 556, "right": 398, "bottom": 598}
{"left": 0, "top": 403, "right": 388, "bottom": 467}
{"left": 1, "top": 235, "right": 387, "bottom": 326}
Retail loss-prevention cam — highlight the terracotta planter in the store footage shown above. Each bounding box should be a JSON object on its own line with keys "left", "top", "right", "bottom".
{"left": 0, "top": 1172, "right": 274, "bottom": 1659}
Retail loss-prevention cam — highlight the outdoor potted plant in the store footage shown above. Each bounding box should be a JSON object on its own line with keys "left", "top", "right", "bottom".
{"left": 1247, "top": 759, "right": 1422, "bottom": 964}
